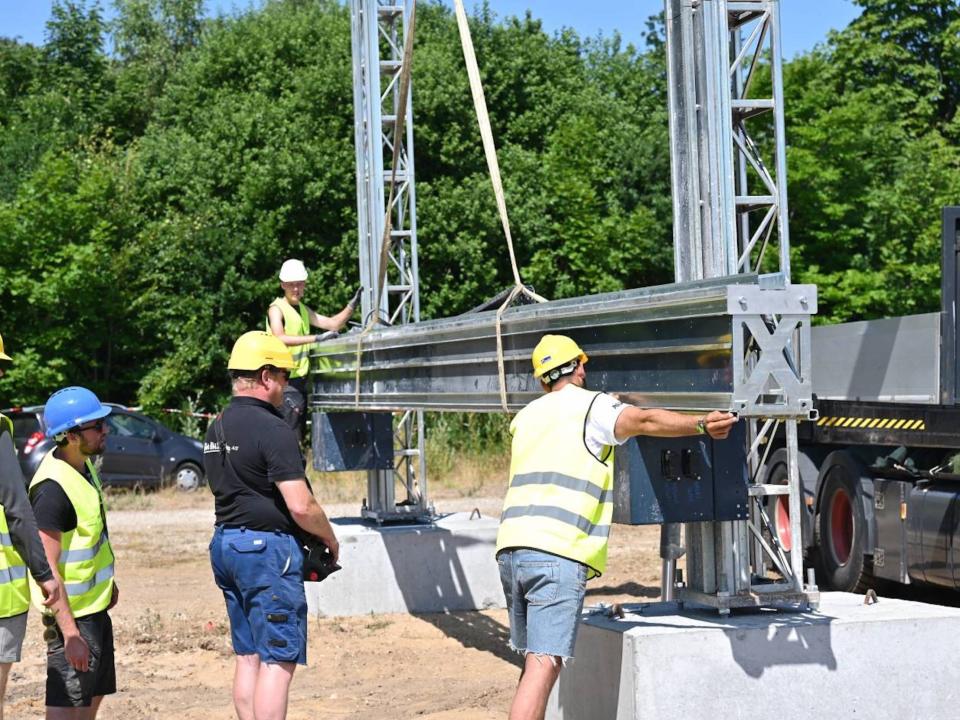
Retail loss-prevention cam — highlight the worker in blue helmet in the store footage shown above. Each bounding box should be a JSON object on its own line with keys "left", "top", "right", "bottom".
{"left": 29, "top": 386, "right": 118, "bottom": 717}
{"left": 0, "top": 335, "right": 59, "bottom": 720}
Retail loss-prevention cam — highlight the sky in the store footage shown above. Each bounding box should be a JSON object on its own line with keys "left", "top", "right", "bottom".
{"left": 1, "top": 0, "right": 861, "bottom": 60}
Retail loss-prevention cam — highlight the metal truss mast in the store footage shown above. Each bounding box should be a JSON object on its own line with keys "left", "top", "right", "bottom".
{"left": 666, "top": 0, "right": 816, "bottom": 611}
{"left": 348, "top": 0, "right": 430, "bottom": 523}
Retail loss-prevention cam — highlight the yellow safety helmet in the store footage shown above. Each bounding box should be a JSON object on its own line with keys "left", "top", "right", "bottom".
{"left": 531, "top": 334, "right": 588, "bottom": 379}
{"left": 0, "top": 333, "right": 10, "bottom": 362}
{"left": 228, "top": 331, "right": 295, "bottom": 371}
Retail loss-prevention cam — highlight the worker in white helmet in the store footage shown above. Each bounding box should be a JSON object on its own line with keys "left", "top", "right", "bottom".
{"left": 266, "top": 259, "right": 361, "bottom": 432}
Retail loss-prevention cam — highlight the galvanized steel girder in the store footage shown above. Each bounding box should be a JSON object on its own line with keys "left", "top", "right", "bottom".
{"left": 310, "top": 276, "right": 816, "bottom": 417}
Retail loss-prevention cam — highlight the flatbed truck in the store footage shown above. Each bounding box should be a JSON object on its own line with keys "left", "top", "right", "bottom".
{"left": 764, "top": 206, "right": 960, "bottom": 592}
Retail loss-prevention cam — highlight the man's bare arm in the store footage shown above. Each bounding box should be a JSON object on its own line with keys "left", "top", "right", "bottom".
{"left": 308, "top": 302, "right": 354, "bottom": 333}
{"left": 38, "top": 530, "right": 90, "bottom": 672}
{"left": 276, "top": 479, "right": 339, "bottom": 562}
{"left": 268, "top": 306, "right": 317, "bottom": 347}
{"left": 614, "top": 408, "right": 737, "bottom": 442}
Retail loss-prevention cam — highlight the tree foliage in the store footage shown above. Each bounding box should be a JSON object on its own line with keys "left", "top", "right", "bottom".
{"left": 0, "top": 0, "right": 957, "bottom": 418}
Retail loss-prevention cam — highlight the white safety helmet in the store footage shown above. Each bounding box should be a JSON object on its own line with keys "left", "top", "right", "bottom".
{"left": 278, "top": 258, "right": 309, "bottom": 283}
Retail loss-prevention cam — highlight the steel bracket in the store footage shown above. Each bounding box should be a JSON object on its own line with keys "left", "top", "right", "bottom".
{"left": 728, "top": 285, "right": 816, "bottom": 418}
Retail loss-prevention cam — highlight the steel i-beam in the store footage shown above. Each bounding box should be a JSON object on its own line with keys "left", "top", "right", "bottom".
{"left": 311, "top": 275, "right": 816, "bottom": 419}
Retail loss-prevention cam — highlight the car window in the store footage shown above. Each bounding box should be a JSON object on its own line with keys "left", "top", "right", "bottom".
{"left": 11, "top": 414, "right": 41, "bottom": 442}
{"left": 108, "top": 413, "right": 156, "bottom": 440}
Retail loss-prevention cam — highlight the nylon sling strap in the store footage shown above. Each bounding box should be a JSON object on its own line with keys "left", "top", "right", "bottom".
{"left": 452, "top": 0, "right": 548, "bottom": 411}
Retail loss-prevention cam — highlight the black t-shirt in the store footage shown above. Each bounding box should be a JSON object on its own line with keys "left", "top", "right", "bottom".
{"left": 31, "top": 460, "right": 105, "bottom": 534}
{"left": 203, "top": 396, "right": 305, "bottom": 533}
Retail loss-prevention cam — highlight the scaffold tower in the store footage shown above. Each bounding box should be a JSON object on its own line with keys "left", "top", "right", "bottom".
{"left": 350, "top": 0, "right": 431, "bottom": 523}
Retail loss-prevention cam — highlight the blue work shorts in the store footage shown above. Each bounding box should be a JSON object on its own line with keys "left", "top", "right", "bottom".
{"left": 497, "top": 548, "right": 587, "bottom": 661}
{"left": 209, "top": 526, "right": 308, "bottom": 665}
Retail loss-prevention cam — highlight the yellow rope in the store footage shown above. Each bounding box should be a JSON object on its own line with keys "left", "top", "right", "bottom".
{"left": 453, "top": 0, "right": 547, "bottom": 411}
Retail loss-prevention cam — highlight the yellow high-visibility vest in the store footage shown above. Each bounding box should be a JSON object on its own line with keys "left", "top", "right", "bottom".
{"left": 0, "top": 414, "right": 29, "bottom": 618}
{"left": 266, "top": 298, "right": 313, "bottom": 379}
{"left": 29, "top": 451, "right": 115, "bottom": 617}
{"left": 496, "top": 385, "right": 614, "bottom": 579}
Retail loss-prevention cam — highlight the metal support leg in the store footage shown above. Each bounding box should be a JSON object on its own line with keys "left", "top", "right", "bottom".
{"left": 659, "top": 523, "right": 684, "bottom": 600}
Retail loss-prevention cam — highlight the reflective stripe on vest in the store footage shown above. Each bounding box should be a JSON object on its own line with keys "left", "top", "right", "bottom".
{"left": 0, "top": 416, "right": 29, "bottom": 617}
{"left": 495, "top": 385, "right": 614, "bottom": 579}
{"left": 266, "top": 298, "right": 312, "bottom": 379}
{"left": 64, "top": 562, "right": 114, "bottom": 597}
{"left": 28, "top": 451, "right": 115, "bottom": 617}
{"left": 0, "top": 565, "right": 27, "bottom": 584}
{"left": 0, "top": 509, "right": 29, "bottom": 617}
{"left": 59, "top": 533, "right": 107, "bottom": 563}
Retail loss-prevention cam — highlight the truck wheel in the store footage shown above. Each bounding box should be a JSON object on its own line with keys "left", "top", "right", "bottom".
{"left": 766, "top": 462, "right": 795, "bottom": 555}
{"left": 817, "top": 464, "right": 870, "bottom": 592}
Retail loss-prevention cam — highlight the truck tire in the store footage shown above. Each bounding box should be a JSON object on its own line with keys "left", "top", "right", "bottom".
{"left": 765, "top": 462, "right": 797, "bottom": 559}
{"left": 817, "top": 463, "right": 871, "bottom": 592}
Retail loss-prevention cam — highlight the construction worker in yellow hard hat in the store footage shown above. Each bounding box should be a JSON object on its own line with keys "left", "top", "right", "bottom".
{"left": 206, "top": 331, "right": 339, "bottom": 720}
{"left": 266, "top": 259, "right": 362, "bottom": 434}
{"left": 0, "top": 335, "right": 61, "bottom": 719}
{"left": 496, "top": 334, "right": 738, "bottom": 718}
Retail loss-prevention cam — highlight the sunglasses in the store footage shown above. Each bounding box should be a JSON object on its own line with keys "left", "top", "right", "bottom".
{"left": 74, "top": 419, "right": 106, "bottom": 433}
{"left": 41, "top": 609, "right": 58, "bottom": 643}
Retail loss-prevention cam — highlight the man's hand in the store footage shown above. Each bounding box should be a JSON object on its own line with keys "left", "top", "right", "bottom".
{"left": 314, "top": 330, "right": 340, "bottom": 343}
{"left": 348, "top": 286, "right": 363, "bottom": 309}
{"left": 107, "top": 582, "right": 119, "bottom": 610}
{"left": 325, "top": 535, "right": 340, "bottom": 564}
{"left": 63, "top": 632, "right": 90, "bottom": 672}
{"left": 703, "top": 411, "right": 738, "bottom": 439}
{"left": 38, "top": 577, "right": 60, "bottom": 608}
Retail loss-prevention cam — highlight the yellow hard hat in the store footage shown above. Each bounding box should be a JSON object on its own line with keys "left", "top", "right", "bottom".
{"left": 531, "top": 334, "right": 588, "bottom": 379}
{"left": 0, "top": 333, "right": 10, "bottom": 362}
{"left": 228, "top": 331, "right": 295, "bottom": 371}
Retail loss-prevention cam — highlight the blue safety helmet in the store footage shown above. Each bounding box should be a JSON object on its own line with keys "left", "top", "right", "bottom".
{"left": 43, "top": 386, "right": 112, "bottom": 439}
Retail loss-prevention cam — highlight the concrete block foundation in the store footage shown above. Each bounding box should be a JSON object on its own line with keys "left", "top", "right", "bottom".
{"left": 306, "top": 512, "right": 505, "bottom": 616}
{"left": 547, "top": 591, "right": 960, "bottom": 720}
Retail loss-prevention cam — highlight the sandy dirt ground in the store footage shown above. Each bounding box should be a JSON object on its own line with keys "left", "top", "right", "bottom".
{"left": 5, "top": 493, "right": 667, "bottom": 719}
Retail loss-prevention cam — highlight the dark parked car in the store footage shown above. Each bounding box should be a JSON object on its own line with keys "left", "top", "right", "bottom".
{"left": 5, "top": 404, "right": 205, "bottom": 491}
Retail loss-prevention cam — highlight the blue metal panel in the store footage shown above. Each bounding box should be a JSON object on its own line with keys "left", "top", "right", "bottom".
{"left": 612, "top": 423, "right": 748, "bottom": 525}
{"left": 312, "top": 412, "right": 393, "bottom": 472}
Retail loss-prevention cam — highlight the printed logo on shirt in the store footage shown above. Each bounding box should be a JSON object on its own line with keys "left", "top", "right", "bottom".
{"left": 203, "top": 441, "right": 239, "bottom": 455}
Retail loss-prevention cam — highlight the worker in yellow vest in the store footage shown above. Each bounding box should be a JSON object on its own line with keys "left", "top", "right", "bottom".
{"left": 496, "top": 335, "right": 738, "bottom": 720}
{"left": 266, "top": 258, "right": 361, "bottom": 432}
{"left": 29, "top": 386, "right": 117, "bottom": 718}
{"left": 0, "top": 335, "right": 59, "bottom": 720}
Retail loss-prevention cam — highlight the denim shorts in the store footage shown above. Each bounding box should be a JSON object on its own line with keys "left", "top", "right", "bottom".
{"left": 209, "top": 527, "right": 307, "bottom": 665}
{"left": 497, "top": 548, "right": 587, "bottom": 661}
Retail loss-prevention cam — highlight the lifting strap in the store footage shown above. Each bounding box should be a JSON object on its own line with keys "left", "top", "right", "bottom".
{"left": 354, "top": 0, "right": 549, "bottom": 412}
{"left": 452, "top": 0, "right": 548, "bottom": 411}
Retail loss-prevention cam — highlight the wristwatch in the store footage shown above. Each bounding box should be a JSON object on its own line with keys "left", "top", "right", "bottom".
{"left": 696, "top": 417, "right": 707, "bottom": 435}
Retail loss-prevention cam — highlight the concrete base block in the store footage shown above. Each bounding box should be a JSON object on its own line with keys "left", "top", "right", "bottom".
{"left": 306, "top": 512, "right": 505, "bottom": 616}
{"left": 548, "top": 591, "right": 960, "bottom": 720}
